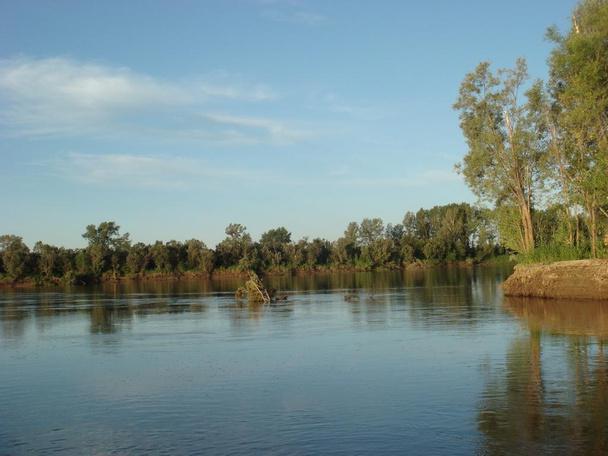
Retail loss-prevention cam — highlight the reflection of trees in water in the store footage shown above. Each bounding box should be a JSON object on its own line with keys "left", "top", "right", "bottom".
{"left": 226, "top": 300, "right": 265, "bottom": 326}
{"left": 338, "top": 265, "right": 511, "bottom": 328}
{"left": 402, "top": 265, "right": 510, "bottom": 328}
{"left": 77, "top": 266, "right": 514, "bottom": 300}
{"left": 348, "top": 295, "right": 392, "bottom": 327}
{"left": 88, "top": 295, "right": 209, "bottom": 335}
{"left": 224, "top": 300, "right": 295, "bottom": 333}
{"left": 89, "top": 304, "right": 133, "bottom": 334}
{"left": 0, "top": 302, "right": 29, "bottom": 343}
{"left": 1, "top": 266, "right": 514, "bottom": 341}
{"left": 0, "top": 292, "right": 209, "bottom": 342}
{"left": 506, "top": 297, "right": 608, "bottom": 338}
{"left": 265, "top": 270, "right": 406, "bottom": 292}
{"left": 97, "top": 279, "right": 218, "bottom": 295}
{"left": 478, "top": 332, "right": 546, "bottom": 454}
{"left": 478, "top": 298, "right": 608, "bottom": 454}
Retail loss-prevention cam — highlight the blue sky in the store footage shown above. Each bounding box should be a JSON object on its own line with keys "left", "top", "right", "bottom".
{"left": 0, "top": 0, "right": 574, "bottom": 248}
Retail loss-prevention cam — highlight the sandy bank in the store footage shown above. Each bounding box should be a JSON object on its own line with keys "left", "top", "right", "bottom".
{"left": 503, "top": 259, "right": 608, "bottom": 300}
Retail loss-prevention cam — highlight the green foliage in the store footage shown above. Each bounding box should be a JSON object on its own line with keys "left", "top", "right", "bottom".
{"left": 545, "top": 0, "right": 608, "bottom": 257}
{"left": 4, "top": 2, "right": 608, "bottom": 284}
{"left": 150, "top": 240, "right": 182, "bottom": 273}
{"left": 82, "top": 222, "right": 130, "bottom": 277}
{"left": 452, "top": 0, "right": 608, "bottom": 259}
{"left": 185, "top": 239, "right": 214, "bottom": 273}
{"left": 33, "top": 242, "right": 67, "bottom": 281}
{"left": 0, "top": 235, "right": 30, "bottom": 280}
{"left": 215, "top": 224, "right": 253, "bottom": 269}
{"left": 0, "top": 202, "right": 508, "bottom": 284}
{"left": 331, "top": 222, "right": 361, "bottom": 266}
{"left": 126, "top": 242, "right": 150, "bottom": 274}
{"left": 517, "top": 244, "right": 587, "bottom": 264}
{"left": 454, "top": 59, "right": 544, "bottom": 252}
{"left": 259, "top": 227, "right": 291, "bottom": 269}
{"left": 493, "top": 205, "right": 525, "bottom": 253}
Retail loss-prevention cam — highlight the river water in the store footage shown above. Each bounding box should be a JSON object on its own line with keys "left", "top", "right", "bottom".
{"left": 1, "top": 266, "right": 607, "bottom": 455}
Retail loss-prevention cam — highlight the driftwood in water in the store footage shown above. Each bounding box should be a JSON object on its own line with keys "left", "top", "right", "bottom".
{"left": 236, "top": 271, "right": 272, "bottom": 303}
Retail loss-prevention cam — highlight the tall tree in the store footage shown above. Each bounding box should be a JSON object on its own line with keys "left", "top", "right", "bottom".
{"left": 215, "top": 224, "right": 253, "bottom": 269}
{"left": 547, "top": 0, "right": 608, "bottom": 256}
{"left": 0, "top": 235, "right": 30, "bottom": 280}
{"left": 454, "top": 59, "right": 545, "bottom": 253}
{"left": 525, "top": 80, "right": 576, "bottom": 247}
{"left": 82, "top": 222, "right": 130, "bottom": 276}
{"left": 33, "top": 242, "right": 61, "bottom": 280}
{"left": 259, "top": 227, "right": 291, "bottom": 268}
{"left": 126, "top": 242, "right": 150, "bottom": 274}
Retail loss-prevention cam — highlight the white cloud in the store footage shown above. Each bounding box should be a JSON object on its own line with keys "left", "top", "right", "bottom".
{"left": 320, "top": 92, "right": 383, "bottom": 119}
{"left": 255, "top": 0, "right": 327, "bottom": 26}
{"left": 261, "top": 9, "right": 327, "bottom": 25}
{"left": 337, "top": 168, "right": 462, "bottom": 188}
{"left": 41, "top": 152, "right": 262, "bottom": 189}
{"left": 328, "top": 165, "right": 350, "bottom": 177}
{"left": 203, "top": 112, "right": 310, "bottom": 144}
{"left": 0, "top": 56, "right": 279, "bottom": 140}
{"left": 196, "top": 82, "right": 276, "bottom": 101}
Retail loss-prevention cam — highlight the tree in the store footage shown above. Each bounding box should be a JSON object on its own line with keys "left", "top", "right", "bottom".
{"left": 0, "top": 235, "right": 31, "bottom": 280}
{"left": 525, "top": 80, "right": 577, "bottom": 247}
{"left": 126, "top": 242, "right": 150, "bottom": 274}
{"left": 215, "top": 224, "right": 252, "bottom": 268}
{"left": 75, "top": 249, "right": 91, "bottom": 275}
{"left": 259, "top": 227, "right": 291, "bottom": 268}
{"left": 331, "top": 222, "right": 360, "bottom": 266}
{"left": 150, "top": 241, "right": 169, "bottom": 272}
{"left": 359, "top": 218, "right": 384, "bottom": 246}
{"left": 185, "top": 239, "right": 214, "bottom": 273}
{"left": 199, "top": 247, "right": 215, "bottom": 273}
{"left": 454, "top": 59, "right": 545, "bottom": 253}
{"left": 33, "top": 242, "right": 62, "bottom": 280}
{"left": 289, "top": 239, "right": 307, "bottom": 268}
{"left": 356, "top": 218, "right": 394, "bottom": 268}
{"left": 306, "top": 238, "right": 331, "bottom": 268}
{"left": 150, "top": 241, "right": 181, "bottom": 273}
{"left": 546, "top": 0, "right": 608, "bottom": 256}
{"left": 82, "top": 222, "right": 130, "bottom": 276}
{"left": 58, "top": 248, "right": 77, "bottom": 278}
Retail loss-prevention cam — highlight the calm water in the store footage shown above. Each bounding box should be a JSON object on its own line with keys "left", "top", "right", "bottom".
{"left": 1, "top": 266, "right": 608, "bottom": 455}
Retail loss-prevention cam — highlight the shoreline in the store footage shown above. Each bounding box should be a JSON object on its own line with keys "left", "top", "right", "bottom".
{"left": 502, "top": 259, "right": 608, "bottom": 301}
{"left": 0, "top": 259, "right": 505, "bottom": 290}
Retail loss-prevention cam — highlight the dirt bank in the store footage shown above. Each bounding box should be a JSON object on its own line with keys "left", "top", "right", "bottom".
{"left": 503, "top": 259, "right": 608, "bottom": 300}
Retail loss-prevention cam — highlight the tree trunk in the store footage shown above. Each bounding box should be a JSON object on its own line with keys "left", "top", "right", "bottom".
{"left": 590, "top": 207, "right": 598, "bottom": 258}
{"left": 518, "top": 199, "right": 535, "bottom": 253}
{"left": 550, "top": 123, "right": 574, "bottom": 247}
{"left": 583, "top": 194, "right": 598, "bottom": 258}
{"left": 524, "top": 205, "right": 535, "bottom": 252}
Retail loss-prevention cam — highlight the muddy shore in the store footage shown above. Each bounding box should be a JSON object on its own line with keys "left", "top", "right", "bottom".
{"left": 503, "top": 259, "right": 608, "bottom": 301}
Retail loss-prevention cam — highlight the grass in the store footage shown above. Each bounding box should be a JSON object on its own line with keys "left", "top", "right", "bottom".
{"left": 517, "top": 244, "right": 588, "bottom": 264}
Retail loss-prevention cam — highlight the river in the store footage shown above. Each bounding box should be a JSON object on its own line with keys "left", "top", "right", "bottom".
{"left": 1, "top": 266, "right": 607, "bottom": 454}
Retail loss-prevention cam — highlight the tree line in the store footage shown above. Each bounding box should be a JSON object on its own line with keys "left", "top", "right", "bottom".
{"left": 3, "top": 0, "right": 606, "bottom": 284}
{"left": 454, "top": 0, "right": 608, "bottom": 259}
{"left": 0, "top": 203, "right": 505, "bottom": 283}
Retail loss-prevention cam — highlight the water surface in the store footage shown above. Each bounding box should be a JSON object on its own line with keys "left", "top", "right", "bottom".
{"left": 1, "top": 267, "right": 607, "bottom": 455}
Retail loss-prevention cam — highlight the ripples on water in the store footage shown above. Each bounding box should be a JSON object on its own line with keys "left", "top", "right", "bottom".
{"left": 1, "top": 266, "right": 607, "bottom": 455}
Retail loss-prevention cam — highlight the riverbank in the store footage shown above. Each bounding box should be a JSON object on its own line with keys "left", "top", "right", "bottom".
{"left": 0, "top": 258, "right": 505, "bottom": 290}
{"left": 502, "top": 259, "right": 608, "bottom": 301}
